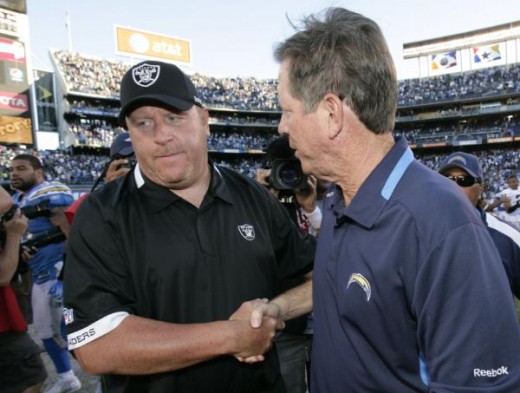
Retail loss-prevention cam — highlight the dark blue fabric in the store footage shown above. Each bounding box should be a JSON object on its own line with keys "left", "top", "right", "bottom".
{"left": 311, "top": 137, "right": 520, "bottom": 392}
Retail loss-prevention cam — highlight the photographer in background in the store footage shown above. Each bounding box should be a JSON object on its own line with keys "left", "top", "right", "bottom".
{"left": 0, "top": 186, "right": 48, "bottom": 393}
{"left": 90, "top": 132, "right": 135, "bottom": 192}
{"left": 9, "top": 154, "right": 80, "bottom": 393}
{"left": 255, "top": 135, "right": 322, "bottom": 393}
{"left": 257, "top": 135, "right": 323, "bottom": 236}
{"left": 61, "top": 132, "right": 135, "bottom": 232}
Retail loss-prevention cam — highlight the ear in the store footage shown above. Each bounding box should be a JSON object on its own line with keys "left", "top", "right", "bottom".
{"left": 321, "top": 93, "right": 344, "bottom": 140}
{"left": 36, "top": 167, "right": 45, "bottom": 180}
{"left": 199, "top": 107, "right": 210, "bottom": 136}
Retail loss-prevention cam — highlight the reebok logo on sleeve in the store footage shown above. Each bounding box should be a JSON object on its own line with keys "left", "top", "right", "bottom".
{"left": 474, "top": 366, "right": 509, "bottom": 378}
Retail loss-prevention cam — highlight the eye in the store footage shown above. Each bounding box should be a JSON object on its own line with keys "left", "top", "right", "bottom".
{"left": 134, "top": 119, "right": 153, "bottom": 129}
{"left": 165, "top": 113, "right": 177, "bottom": 124}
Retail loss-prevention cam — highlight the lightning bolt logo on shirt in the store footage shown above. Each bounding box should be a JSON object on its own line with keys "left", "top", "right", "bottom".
{"left": 347, "top": 273, "right": 372, "bottom": 302}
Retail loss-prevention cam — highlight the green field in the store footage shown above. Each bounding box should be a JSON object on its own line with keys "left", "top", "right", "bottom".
{"left": 516, "top": 298, "right": 520, "bottom": 321}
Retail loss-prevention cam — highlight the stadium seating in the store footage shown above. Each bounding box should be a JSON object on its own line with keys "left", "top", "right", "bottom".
{"left": 3, "top": 49, "right": 519, "bottom": 202}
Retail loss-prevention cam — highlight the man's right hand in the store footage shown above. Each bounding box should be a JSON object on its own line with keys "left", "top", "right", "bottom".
{"left": 105, "top": 158, "right": 132, "bottom": 182}
{"left": 3, "top": 208, "right": 28, "bottom": 236}
{"left": 229, "top": 299, "right": 280, "bottom": 362}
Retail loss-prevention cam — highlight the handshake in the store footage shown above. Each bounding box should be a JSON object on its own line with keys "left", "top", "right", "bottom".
{"left": 228, "top": 298, "right": 285, "bottom": 363}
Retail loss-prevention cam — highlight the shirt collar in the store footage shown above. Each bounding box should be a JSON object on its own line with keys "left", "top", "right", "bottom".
{"left": 134, "top": 162, "right": 234, "bottom": 213}
{"left": 331, "top": 136, "right": 414, "bottom": 229}
{"left": 477, "top": 206, "right": 487, "bottom": 223}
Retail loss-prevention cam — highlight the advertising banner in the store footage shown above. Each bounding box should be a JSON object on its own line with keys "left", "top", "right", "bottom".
{"left": 115, "top": 25, "right": 192, "bottom": 65}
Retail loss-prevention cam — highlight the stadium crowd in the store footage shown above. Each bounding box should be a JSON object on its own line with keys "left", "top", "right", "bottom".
{"left": 54, "top": 50, "right": 520, "bottom": 154}
{"left": 6, "top": 49, "right": 510, "bottom": 202}
{"left": 0, "top": 145, "right": 519, "bottom": 203}
{"left": 54, "top": 50, "right": 520, "bottom": 111}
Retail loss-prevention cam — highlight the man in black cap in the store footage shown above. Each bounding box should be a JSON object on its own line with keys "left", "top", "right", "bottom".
{"left": 63, "top": 60, "right": 314, "bottom": 393}
{"left": 439, "top": 151, "right": 520, "bottom": 299}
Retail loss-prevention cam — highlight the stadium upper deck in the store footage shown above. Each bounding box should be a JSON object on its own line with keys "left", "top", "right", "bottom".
{"left": 51, "top": 50, "right": 520, "bottom": 111}
{"left": 48, "top": 49, "right": 520, "bottom": 153}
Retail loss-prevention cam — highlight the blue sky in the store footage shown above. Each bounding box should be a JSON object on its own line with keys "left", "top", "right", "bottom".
{"left": 25, "top": 0, "right": 520, "bottom": 80}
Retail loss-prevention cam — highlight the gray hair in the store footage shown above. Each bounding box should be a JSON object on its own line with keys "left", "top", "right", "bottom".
{"left": 274, "top": 8, "right": 397, "bottom": 134}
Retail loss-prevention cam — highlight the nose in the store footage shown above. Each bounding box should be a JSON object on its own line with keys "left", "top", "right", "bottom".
{"left": 153, "top": 118, "right": 174, "bottom": 145}
{"left": 278, "top": 115, "right": 287, "bottom": 136}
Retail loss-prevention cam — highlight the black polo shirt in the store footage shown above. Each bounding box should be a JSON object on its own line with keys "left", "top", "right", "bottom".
{"left": 63, "top": 163, "right": 315, "bottom": 393}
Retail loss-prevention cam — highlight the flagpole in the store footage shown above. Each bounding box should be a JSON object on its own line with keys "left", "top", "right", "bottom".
{"left": 65, "top": 9, "right": 73, "bottom": 52}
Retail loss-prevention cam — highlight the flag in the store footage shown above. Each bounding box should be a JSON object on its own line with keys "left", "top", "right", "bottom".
{"left": 431, "top": 51, "right": 457, "bottom": 70}
{"left": 473, "top": 44, "right": 501, "bottom": 63}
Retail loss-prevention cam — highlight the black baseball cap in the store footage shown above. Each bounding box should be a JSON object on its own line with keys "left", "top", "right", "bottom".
{"left": 118, "top": 60, "right": 203, "bottom": 126}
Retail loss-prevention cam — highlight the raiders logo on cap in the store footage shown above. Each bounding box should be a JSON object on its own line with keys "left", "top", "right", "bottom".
{"left": 132, "top": 63, "right": 161, "bottom": 87}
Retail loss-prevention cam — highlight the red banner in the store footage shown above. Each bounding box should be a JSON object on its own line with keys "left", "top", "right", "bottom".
{"left": 0, "top": 90, "right": 27, "bottom": 111}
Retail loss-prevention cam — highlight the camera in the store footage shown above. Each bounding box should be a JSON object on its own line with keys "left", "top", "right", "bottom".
{"left": 270, "top": 159, "right": 307, "bottom": 190}
{"left": 20, "top": 227, "right": 66, "bottom": 249}
{"left": 20, "top": 200, "right": 53, "bottom": 219}
{"left": 266, "top": 135, "right": 307, "bottom": 190}
{"left": 0, "top": 200, "right": 52, "bottom": 224}
{"left": 113, "top": 155, "right": 136, "bottom": 171}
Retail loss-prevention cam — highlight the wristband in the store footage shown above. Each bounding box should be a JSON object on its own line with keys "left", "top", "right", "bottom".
{"left": 303, "top": 206, "right": 322, "bottom": 229}
{"left": 0, "top": 204, "right": 18, "bottom": 223}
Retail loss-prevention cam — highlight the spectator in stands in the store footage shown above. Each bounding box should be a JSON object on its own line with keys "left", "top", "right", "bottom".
{"left": 486, "top": 174, "right": 520, "bottom": 229}
{"left": 272, "top": 7, "right": 520, "bottom": 392}
{"left": 0, "top": 187, "right": 48, "bottom": 393}
{"left": 439, "top": 152, "right": 520, "bottom": 299}
{"left": 62, "top": 60, "right": 315, "bottom": 393}
{"left": 9, "top": 155, "right": 80, "bottom": 393}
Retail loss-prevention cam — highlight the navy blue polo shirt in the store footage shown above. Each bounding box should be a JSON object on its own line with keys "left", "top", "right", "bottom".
{"left": 311, "top": 137, "right": 520, "bottom": 392}
{"left": 64, "top": 163, "right": 315, "bottom": 393}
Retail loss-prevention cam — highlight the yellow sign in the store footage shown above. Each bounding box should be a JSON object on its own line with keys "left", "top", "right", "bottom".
{"left": 0, "top": 115, "right": 32, "bottom": 144}
{"left": 115, "top": 25, "right": 191, "bottom": 65}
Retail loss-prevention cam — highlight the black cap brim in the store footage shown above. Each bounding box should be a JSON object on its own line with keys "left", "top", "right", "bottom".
{"left": 118, "top": 95, "right": 195, "bottom": 126}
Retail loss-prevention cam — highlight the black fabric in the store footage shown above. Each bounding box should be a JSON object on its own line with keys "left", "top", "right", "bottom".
{"left": 0, "top": 331, "right": 47, "bottom": 393}
{"left": 65, "top": 164, "right": 315, "bottom": 392}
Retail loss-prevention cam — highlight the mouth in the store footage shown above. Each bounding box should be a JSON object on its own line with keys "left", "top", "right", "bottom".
{"left": 158, "top": 151, "right": 179, "bottom": 157}
{"left": 156, "top": 151, "right": 183, "bottom": 163}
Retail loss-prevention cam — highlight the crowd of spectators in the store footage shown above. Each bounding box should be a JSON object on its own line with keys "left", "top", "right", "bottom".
{"left": 11, "top": 50, "right": 514, "bottom": 203}
{"left": 53, "top": 51, "right": 130, "bottom": 98}
{"left": 53, "top": 50, "right": 520, "bottom": 152}
{"left": 398, "top": 64, "right": 520, "bottom": 106}
{"left": 53, "top": 51, "right": 280, "bottom": 111}
{"left": 394, "top": 114, "right": 520, "bottom": 144}
{"left": 0, "top": 145, "right": 519, "bottom": 203}
{"left": 0, "top": 147, "right": 106, "bottom": 185}
{"left": 68, "top": 120, "right": 124, "bottom": 148}
{"left": 208, "top": 131, "right": 275, "bottom": 151}
{"left": 54, "top": 50, "right": 520, "bottom": 111}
